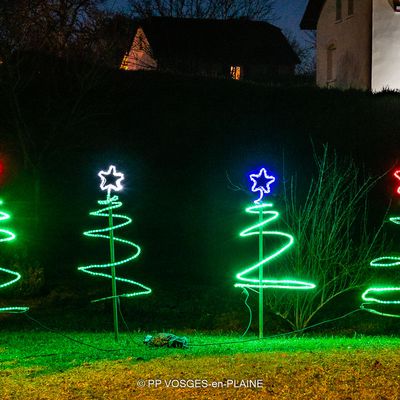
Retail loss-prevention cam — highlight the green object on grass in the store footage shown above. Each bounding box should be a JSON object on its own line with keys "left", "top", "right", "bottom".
{"left": 144, "top": 333, "right": 189, "bottom": 348}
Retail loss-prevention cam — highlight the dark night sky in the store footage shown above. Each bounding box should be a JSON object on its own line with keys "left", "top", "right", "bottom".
{"left": 105, "top": 0, "right": 310, "bottom": 45}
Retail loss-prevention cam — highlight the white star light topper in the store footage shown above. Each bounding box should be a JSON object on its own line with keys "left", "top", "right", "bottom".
{"left": 250, "top": 167, "right": 276, "bottom": 204}
{"left": 98, "top": 165, "right": 125, "bottom": 197}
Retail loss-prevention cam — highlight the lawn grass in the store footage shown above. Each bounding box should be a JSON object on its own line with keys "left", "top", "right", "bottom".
{"left": 2, "top": 331, "right": 400, "bottom": 372}
{"left": 1, "top": 331, "right": 400, "bottom": 399}
{"left": 2, "top": 70, "right": 400, "bottom": 398}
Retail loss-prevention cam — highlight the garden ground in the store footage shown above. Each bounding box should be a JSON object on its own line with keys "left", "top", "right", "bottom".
{"left": 1, "top": 332, "right": 400, "bottom": 399}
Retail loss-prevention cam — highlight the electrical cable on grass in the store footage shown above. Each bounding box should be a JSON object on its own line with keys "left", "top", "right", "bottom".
{"left": 117, "top": 297, "right": 142, "bottom": 346}
{"left": 24, "top": 313, "right": 122, "bottom": 352}
{"left": 241, "top": 289, "right": 252, "bottom": 337}
{"left": 17, "top": 308, "right": 363, "bottom": 353}
{"left": 0, "top": 313, "right": 142, "bottom": 363}
{"left": 240, "top": 286, "right": 259, "bottom": 337}
{"left": 190, "top": 309, "right": 362, "bottom": 347}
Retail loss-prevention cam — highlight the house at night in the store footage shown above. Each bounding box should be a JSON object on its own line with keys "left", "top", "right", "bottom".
{"left": 120, "top": 17, "right": 299, "bottom": 82}
{"left": 301, "top": 0, "right": 400, "bottom": 91}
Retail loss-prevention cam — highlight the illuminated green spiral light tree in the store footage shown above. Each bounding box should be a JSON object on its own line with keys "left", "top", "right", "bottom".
{"left": 0, "top": 200, "right": 29, "bottom": 313}
{"left": 79, "top": 165, "right": 151, "bottom": 341}
{"left": 234, "top": 168, "right": 315, "bottom": 338}
{"left": 361, "top": 169, "right": 400, "bottom": 318}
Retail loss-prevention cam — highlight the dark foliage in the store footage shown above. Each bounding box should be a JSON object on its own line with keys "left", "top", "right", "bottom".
{"left": 0, "top": 60, "right": 399, "bottom": 332}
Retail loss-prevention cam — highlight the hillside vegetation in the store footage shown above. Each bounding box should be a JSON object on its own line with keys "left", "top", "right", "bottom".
{"left": 0, "top": 65, "right": 399, "bottom": 334}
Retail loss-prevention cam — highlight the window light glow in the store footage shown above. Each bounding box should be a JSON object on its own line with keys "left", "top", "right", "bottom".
{"left": 120, "top": 54, "right": 129, "bottom": 70}
{"left": 0, "top": 201, "right": 29, "bottom": 313}
{"left": 230, "top": 66, "right": 242, "bottom": 80}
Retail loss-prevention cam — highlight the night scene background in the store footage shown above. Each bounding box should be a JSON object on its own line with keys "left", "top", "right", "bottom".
{"left": 1, "top": 0, "right": 400, "bottom": 399}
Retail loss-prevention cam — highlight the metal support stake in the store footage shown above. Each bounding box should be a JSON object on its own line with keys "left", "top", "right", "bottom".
{"left": 108, "top": 195, "right": 119, "bottom": 342}
{"left": 258, "top": 208, "right": 264, "bottom": 339}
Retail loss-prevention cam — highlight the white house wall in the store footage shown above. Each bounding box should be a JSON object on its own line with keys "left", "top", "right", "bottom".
{"left": 372, "top": 0, "right": 400, "bottom": 91}
{"left": 316, "top": 0, "right": 371, "bottom": 89}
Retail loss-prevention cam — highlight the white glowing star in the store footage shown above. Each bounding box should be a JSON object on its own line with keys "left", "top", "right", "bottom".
{"left": 98, "top": 165, "right": 124, "bottom": 195}
{"left": 250, "top": 168, "right": 276, "bottom": 204}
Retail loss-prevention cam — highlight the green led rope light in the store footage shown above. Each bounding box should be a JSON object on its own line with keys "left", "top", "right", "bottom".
{"left": 361, "top": 216, "right": 400, "bottom": 318}
{"left": 0, "top": 201, "right": 29, "bottom": 313}
{"left": 234, "top": 168, "right": 315, "bottom": 339}
{"left": 79, "top": 166, "right": 151, "bottom": 341}
{"left": 234, "top": 203, "right": 316, "bottom": 290}
{"left": 79, "top": 195, "right": 152, "bottom": 302}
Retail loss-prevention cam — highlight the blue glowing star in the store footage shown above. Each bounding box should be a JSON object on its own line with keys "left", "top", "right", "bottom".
{"left": 250, "top": 168, "right": 276, "bottom": 204}
{"left": 98, "top": 165, "right": 124, "bottom": 196}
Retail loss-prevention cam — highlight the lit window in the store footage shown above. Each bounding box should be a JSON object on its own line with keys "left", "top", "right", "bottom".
{"left": 230, "top": 66, "right": 242, "bottom": 80}
{"left": 348, "top": 0, "right": 354, "bottom": 16}
{"left": 327, "top": 44, "right": 336, "bottom": 82}
{"left": 120, "top": 54, "right": 129, "bottom": 70}
{"left": 336, "top": 0, "right": 342, "bottom": 20}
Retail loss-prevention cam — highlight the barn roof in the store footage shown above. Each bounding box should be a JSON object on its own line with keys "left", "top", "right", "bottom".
{"left": 300, "top": 0, "right": 326, "bottom": 29}
{"left": 136, "top": 17, "right": 299, "bottom": 65}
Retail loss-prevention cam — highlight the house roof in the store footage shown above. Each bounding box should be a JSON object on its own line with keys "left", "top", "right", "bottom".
{"left": 300, "top": 0, "right": 326, "bottom": 30}
{"left": 136, "top": 17, "right": 299, "bottom": 65}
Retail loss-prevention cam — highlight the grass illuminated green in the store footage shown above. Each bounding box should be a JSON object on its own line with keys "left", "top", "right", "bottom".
{"left": 2, "top": 332, "right": 400, "bottom": 399}
{"left": 1, "top": 331, "right": 400, "bottom": 374}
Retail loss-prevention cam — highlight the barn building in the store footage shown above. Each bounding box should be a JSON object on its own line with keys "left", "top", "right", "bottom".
{"left": 121, "top": 17, "right": 299, "bottom": 82}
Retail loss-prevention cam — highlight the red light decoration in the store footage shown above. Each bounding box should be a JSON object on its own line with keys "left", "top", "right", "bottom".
{"left": 0, "top": 160, "right": 5, "bottom": 186}
{"left": 395, "top": 170, "right": 400, "bottom": 195}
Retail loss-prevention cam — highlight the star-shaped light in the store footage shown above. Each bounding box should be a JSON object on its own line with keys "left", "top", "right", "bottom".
{"left": 395, "top": 170, "right": 400, "bottom": 195}
{"left": 249, "top": 168, "right": 275, "bottom": 204}
{"left": 98, "top": 165, "right": 124, "bottom": 196}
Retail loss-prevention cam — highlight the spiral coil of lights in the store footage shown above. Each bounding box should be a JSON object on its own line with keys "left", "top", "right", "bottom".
{"left": 79, "top": 195, "right": 151, "bottom": 303}
{"left": 361, "top": 216, "right": 400, "bottom": 318}
{"left": 0, "top": 202, "right": 29, "bottom": 313}
{"left": 234, "top": 203, "right": 316, "bottom": 290}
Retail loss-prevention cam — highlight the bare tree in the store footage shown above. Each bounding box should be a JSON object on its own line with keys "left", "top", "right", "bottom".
{"left": 284, "top": 29, "right": 316, "bottom": 76}
{"left": 129, "top": 0, "right": 276, "bottom": 21}
{"left": 0, "top": 0, "right": 113, "bottom": 228}
{"left": 264, "top": 146, "right": 388, "bottom": 330}
{"left": 0, "top": 0, "right": 106, "bottom": 59}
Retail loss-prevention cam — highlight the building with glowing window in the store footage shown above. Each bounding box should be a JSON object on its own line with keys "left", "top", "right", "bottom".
{"left": 121, "top": 17, "right": 299, "bottom": 82}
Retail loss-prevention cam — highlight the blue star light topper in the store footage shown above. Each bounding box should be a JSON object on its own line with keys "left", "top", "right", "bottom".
{"left": 249, "top": 168, "right": 276, "bottom": 204}
{"left": 98, "top": 165, "right": 124, "bottom": 197}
